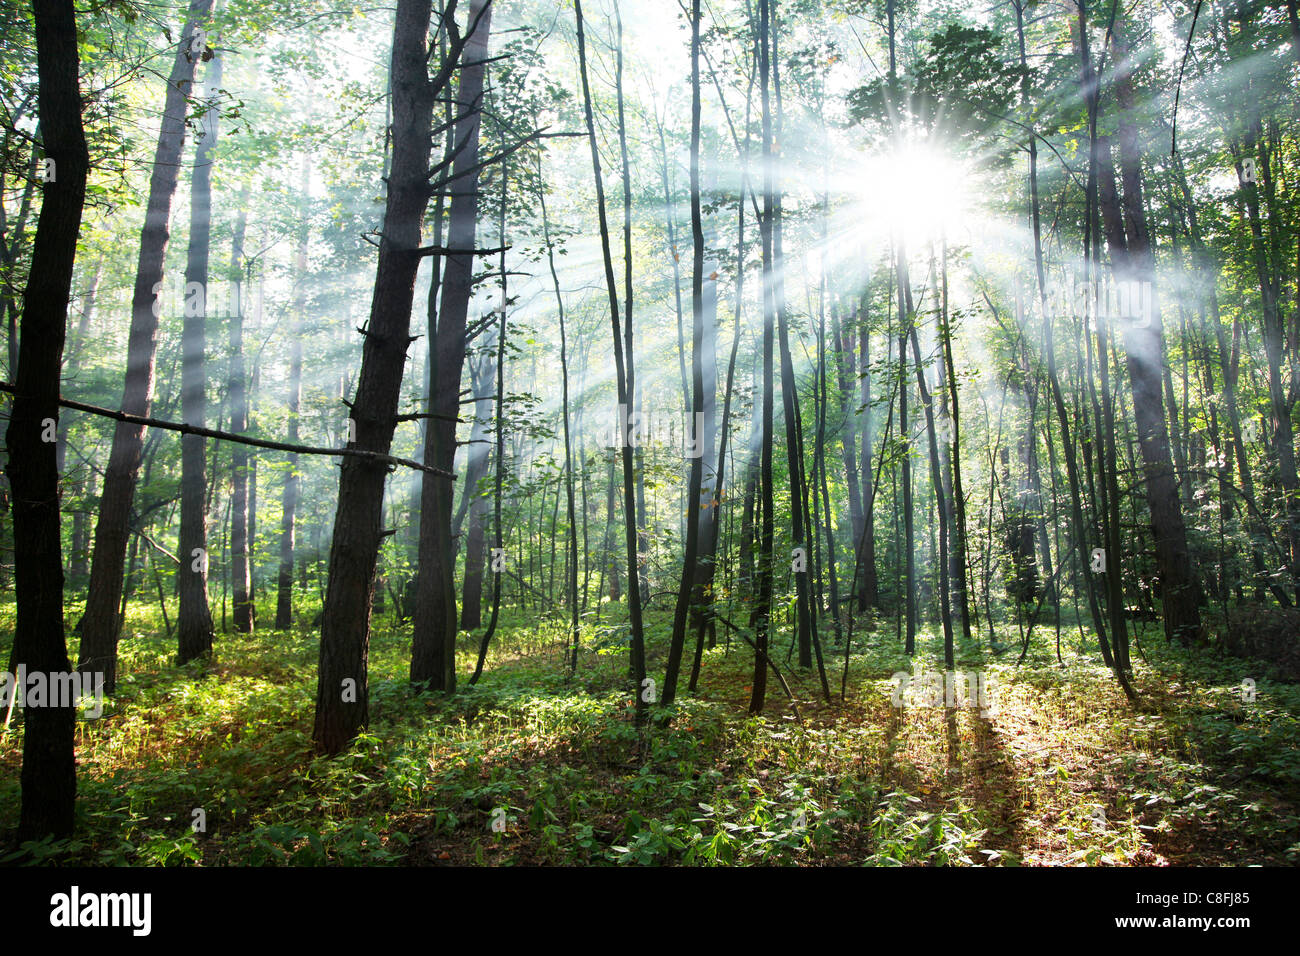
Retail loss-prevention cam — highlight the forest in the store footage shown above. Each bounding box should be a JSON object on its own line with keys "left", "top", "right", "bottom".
{"left": 1, "top": 0, "right": 1299, "bottom": 870}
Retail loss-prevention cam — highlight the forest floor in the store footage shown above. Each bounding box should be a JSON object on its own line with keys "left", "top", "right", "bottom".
{"left": 2, "top": 598, "right": 1298, "bottom": 866}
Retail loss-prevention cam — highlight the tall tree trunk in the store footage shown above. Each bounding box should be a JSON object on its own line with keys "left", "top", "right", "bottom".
{"left": 830, "top": 301, "right": 864, "bottom": 596}
{"left": 939, "top": 238, "right": 972, "bottom": 641}
{"left": 228, "top": 202, "right": 254, "bottom": 634}
{"left": 78, "top": 0, "right": 214, "bottom": 692}
{"left": 177, "top": 39, "right": 222, "bottom": 664}
{"left": 750, "top": 0, "right": 776, "bottom": 714}
{"left": 411, "top": 0, "right": 494, "bottom": 692}
{"left": 9, "top": 0, "right": 88, "bottom": 841}
{"left": 611, "top": 5, "right": 650, "bottom": 610}
{"left": 575, "top": 0, "right": 648, "bottom": 718}
{"left": 1236, "top": 108, "right": 1300, "bottom": 603}
{"left": 275, "top": 157, "right": 308, "bottom": 629}
{"left": 1101, "top": 36, "right": 1205, "bottom": 644}
{"left": 859, "top": 309, "right": 879, "bottom": 610}
{"left": 769, "top": 1, "right": 815, "bottom": 671}
{"left": 896, "top": 243, "right": 916, "bottom": 654}
{"left": 664, "top": 0, "right": 706, "bottom": 708}
{"left": 460, "top": 351, "right": 495, "bottom": 629}
{"left": 535, "top": 148, "right": 581, "bottom": 672}
{"left": 314, "top": 0, "right": 446, "bottom": 754}
{"left": 908, "top": 323, "right": 955, "bottom": 667}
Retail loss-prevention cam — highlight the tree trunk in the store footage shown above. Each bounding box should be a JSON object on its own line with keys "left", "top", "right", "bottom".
{"left": 314, "top": 0, "right": 443, "bottom": 754}
{"left": 575, "top": 0, "right": 648, "bottom": 718}
{"left": 750, "top": 0, "right": 776, "bottom": 714}
{"left": 411, "top": 0, "right": 494, "bottom": 692}
{"left": 664, "top": 0, "right": 706, "bottom": 708}
{"left": 460, "top": 352, "right": 495, "bottom": 630}
{"left": 275, "top": 157, "right": 308, "bottom": 629}
{"left": 9, "top": 0, "right": 88, "bottom": 841}
{"left": 228, "top": 202, "right": 254, "bottom": 634}
{"left": 1098, "top": 80, "right": 1204, "bottom": 644}
{"left": 78, "top": 0, "right": 214, "bottom": 692}
{"left": 176, "top": 39, "right": 222, "bottom": 664}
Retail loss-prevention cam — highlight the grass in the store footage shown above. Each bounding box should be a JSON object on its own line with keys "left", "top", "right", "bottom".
{"left": 2, "top": 597, "right": 1298, "bottom": 866}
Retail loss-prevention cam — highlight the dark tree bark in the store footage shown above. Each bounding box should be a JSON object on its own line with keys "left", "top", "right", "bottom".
{"left": 314, "top": 0, "right": 449, "bottom": 754}
{"left": 664, "top": 0, "right": 706, "bottom": 708}
{"left": 1098, "top": 50, "right": 1205, "bottom": 645}
{"left": 770, "top": 2, "right": 815, "bottom": 673}
{"left": 78, "top": 0, "right": 214, "bottom": 692}
{"left": 8, "top": 0, "right": 88, "bottom": 841}
{"left": 411, "top": 0, "right": 494, "bottom": 693}
{"left": 1236, "top": 109, "right": 1300, "bottom": 603}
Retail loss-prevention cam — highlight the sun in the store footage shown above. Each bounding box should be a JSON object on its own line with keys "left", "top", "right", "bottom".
{"left": 848, "top": 139, "right": 977, "bottom": 247}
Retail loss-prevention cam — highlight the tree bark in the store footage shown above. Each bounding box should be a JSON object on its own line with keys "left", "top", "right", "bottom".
{"left": 227, "top": 196, "right": 255, "bottom": 633}
{"left": 411, "top": 0, "right": 494, "bottom": 692}
{"left": 78, "top": 0, "right": 214, "bottom": 692}
{"left": 575, "top": 0, "right": 648, "bottom": 719}
{"left": 314, "top": 0, "right": 444, "bottom": 754}
{"left": 176, "top": 38, "right": 223, "bottom": 664}
{"left": 275, "top": 157, "right": 308, "bottom": 629}
{"left": 1099, "top": 51, "right": 1205, "bottom": 645}
{"left": 9, "top": 0, "right": 88, "bottom": 841}
{"left": 664, "top": 0, "right": 706, "bottom": 708}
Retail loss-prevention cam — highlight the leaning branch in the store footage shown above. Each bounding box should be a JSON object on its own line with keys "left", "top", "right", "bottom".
{"left": 0, "top": 383, "right": 456, "bottom": 479}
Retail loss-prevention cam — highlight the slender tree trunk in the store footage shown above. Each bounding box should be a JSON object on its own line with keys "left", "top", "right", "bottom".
{"left": 939, "top": 238, "right": 972, "bottom": 641}
{"left": 859, "top": 309, "right": 879, "bottom": 610}
{"left": 228, "top": 202, "right": 254, "bottom": 633}
{"left": 530, "top": 149, "right": 581, "bottom": 672}
{"left": 1098, "top": 74, "right": 1204, "bottom": 644}
{"left": 176, "top": 39, "right": 223, "bottom": 664}
{"left": 769, "top": 2, "right": 814, "bottom": 670}
{"left": 460, "top": 352, "right": 495, "bottom": 629}
{"left": 411, "top": 0, "right": 494, "bottom": 692}
{"left": 664, "top": 0, "right": 706, "bottom": 708}
{"left": 750, "top": 0, "right": 776, "bottom": 714}
{"left": 575, "top": 0, "right": 647, "bottom": 719}
{"left": 469, "top": 233, "right": 509, "bottom": 683}
{"left": 275, "top": 157, "right": 308, "bottom": 629}
{"left": 611, "top": 6, "right": 650, "bottom": 610}
{"left": 79, "top": 0, "right": 214, "bottom": 692}
{"left": 896, "top": 242, "right": 916, "bottom": 654}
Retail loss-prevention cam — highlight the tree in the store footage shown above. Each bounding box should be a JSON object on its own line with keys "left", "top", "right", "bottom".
{"left": 314, "top": 0, "right": 464, "bottom": 754}
{"left": 78, "top": 0, "right": 215, "bottom": 692}
{"left": 177, "top": 37, "right": 223, "bottom": 664}
{"left": 663, "top": 0, "right": 706, "bottom": 708}
{"left": 574, "top": 0, "right": 648, "bottom": 721}
{"left": 411, "top": 0, "right": 495, "bottom": 693}
{"left": 8, "top": 0, "right": 88, "bottom": 841}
